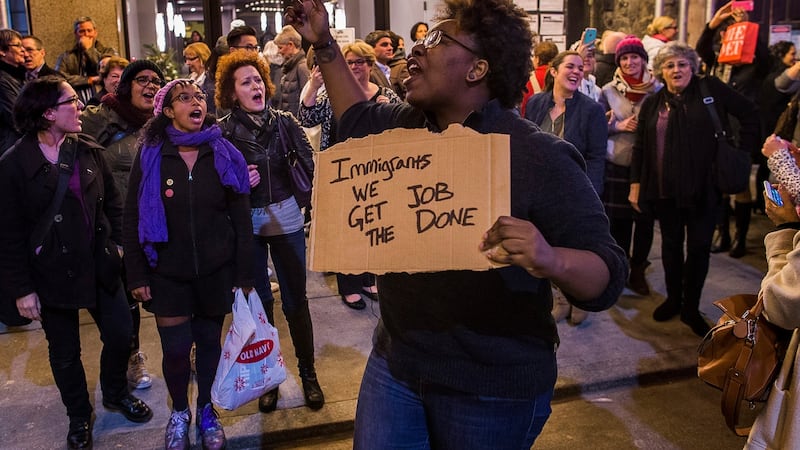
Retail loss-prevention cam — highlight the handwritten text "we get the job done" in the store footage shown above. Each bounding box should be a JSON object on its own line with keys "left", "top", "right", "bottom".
{"left": 329, "top": 154, "right": 479, "bottom": 247}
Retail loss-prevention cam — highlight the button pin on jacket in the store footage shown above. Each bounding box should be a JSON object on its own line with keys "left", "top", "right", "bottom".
{"left": 166, "top": 178, "right": 174, "bottom": 186}
{"left": 165, "top": 189, "right": 174, "bottom": 198}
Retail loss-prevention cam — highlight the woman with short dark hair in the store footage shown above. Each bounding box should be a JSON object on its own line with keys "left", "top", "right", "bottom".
{"left": 0, "top": 76, "right": 152, "bottom": 450}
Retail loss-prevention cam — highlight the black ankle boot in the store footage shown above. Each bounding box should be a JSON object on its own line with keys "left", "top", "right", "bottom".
{"left": 653, "top": 298, "right": 681, "bottom": 322}
{"left": 728, "top": 201, "right": 751, "bottom": 258}
{"left": 258, "top": 387, "right": 278, "bottom": 413}
{"left": 627, "top": 265, "right": 650, "bottom": 296}
{"left": 710, "top": 204, "right": 732, "bottom": 253}
{"left": 67, "top": 418, "right": 92, "bottom": 449}
{"left": 680, "top": 310, "right": 711, "bottom": 337}
{"left": 300, "top": 374, "right": 325, "bottom": 410}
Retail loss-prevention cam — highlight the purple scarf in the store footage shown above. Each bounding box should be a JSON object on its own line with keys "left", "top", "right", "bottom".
{"left": 138, "top": 124, "right": 250, "bottom": 267}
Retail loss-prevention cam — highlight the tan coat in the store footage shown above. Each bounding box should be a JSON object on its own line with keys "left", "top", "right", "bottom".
{"left": 746, "top": 229, "right": 800, "bottom": 449}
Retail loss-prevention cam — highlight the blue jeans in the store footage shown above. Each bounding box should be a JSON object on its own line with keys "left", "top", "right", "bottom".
{"left": 354, "top": 350, "right": 553, "bottom": 450}
{"left": 252, "top": 229, "right": 316, "bottom": 371}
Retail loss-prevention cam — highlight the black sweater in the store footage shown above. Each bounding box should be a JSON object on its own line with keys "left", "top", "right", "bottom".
{"left": 338, "top": 99, "right": 628, "bottom": 398}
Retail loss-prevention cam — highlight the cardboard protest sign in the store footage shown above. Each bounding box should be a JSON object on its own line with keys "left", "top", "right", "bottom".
{"left": 718, "top": 22, "right": 759, "bottom": 65}
{"left": 308, "top": 125, "right": 510, "bottom": 274}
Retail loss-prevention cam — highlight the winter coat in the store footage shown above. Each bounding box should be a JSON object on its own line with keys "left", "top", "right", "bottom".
{"left": 744, "top": 228, "right": 800, "bottom": 449}
{"left": 122, "top": 141, "right": 254, "bottom": 290}
{"left": 630, "top": 76, "right": 759, "bottom": 208}
{"left": 273, "top": 51, "right": 310, "bottom": 116}
{"left": 0, "top": 60, "right": 24, "bottom": 154}
{"left": 0, "top": 133, "right": 123, "bottom": 308}
{"left": 80, "top": 104, "right": 142, "bottom": 198}
{"left": 525, "top": 90, "right": 608, "bottom": 195}
{"left": 219, "top": 107, "right": 314, "bottom": 208}
{"left": 54, "top": 41, "right": 117, "bottom": 90}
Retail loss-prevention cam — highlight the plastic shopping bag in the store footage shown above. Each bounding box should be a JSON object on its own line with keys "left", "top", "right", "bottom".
{"left": 211, "top": 288, "right": 286, "bottom": 410}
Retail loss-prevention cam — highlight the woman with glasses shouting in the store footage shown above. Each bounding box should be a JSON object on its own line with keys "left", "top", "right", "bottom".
{"left": 122, "top": 79, "right": 254, "bottom": 450}
{"left": 0, "top": 76, "right": 153, "bottom": 450}
{"left": 216, "top": 51, "right": 323, "bottom": 414}
{"left": 298, "top": 40, "right": 399, "bottom": 310}
{"left": 81, "top": 59, "right": 166, "bottom": 394}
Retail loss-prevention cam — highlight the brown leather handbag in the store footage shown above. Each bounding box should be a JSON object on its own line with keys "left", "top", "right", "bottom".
{"left": 698, "top": 294, "right": 790, "bottom": 436}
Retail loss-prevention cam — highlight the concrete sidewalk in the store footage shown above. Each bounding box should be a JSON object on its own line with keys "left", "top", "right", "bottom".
{"left": 0, "top": 214, "right": 771, "bottom": 449}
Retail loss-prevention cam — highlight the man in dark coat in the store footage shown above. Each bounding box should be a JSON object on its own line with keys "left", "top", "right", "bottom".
{"left": 22, "top": 35, "right": 64, "bottom": 81}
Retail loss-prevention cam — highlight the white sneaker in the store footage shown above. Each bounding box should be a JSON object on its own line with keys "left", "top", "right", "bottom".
{"left": 127, "top": 351, "right": 152, "bottom": 389}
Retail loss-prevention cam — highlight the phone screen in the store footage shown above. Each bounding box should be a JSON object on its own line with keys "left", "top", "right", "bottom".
{"left": 731, "top": 0, "right": 754, "bottom": 11}
{"left": 764, "top": 181, "right": 784, "bottom": 207}
{"left": 582, "top": 28, "right": 597, "bottom": 45}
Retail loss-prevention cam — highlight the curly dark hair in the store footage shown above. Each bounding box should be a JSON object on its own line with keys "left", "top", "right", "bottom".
{"left": 437, "top": 0, "right": 533, "bottom": 108}
{"left": 141, "top": 80, "right": 215, "bottom": 146}
{"left": 13, "top": 76, "right": 65, "bottom": 134}
{"left": 214, "top": 51, "right": 275, "bottom": 112}
{"left": 769, "top": 41, "right": 795, "bottom": 65}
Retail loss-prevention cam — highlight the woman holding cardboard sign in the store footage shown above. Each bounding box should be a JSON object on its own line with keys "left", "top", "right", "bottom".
{"left": 286, "top": 0, "right": 628, "bottom": 447}
{"left": 216, "top": 51, "right": 324, "bottom": 414}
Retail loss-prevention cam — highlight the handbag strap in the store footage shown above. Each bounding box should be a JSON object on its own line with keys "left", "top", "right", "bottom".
{"left": 720, "top": 293, "right": 768, "bottom": 436}
{"left": 29, "top": 139, "right": 78, "bottom": 251}
{"left": 274, "top": 113, "right": 295, "bottom": 157}
{"left": 697, "top": 77, "right": 726, "bottom": 140}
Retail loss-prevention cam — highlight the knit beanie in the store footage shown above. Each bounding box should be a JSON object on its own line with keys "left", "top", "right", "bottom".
{"left": 615, "top": 35, "right": 648, "bottom": 66}
{"left": 119, "top": 59, "right": 164, "bottom": 87}
{"left": 153, "top": 79, "right": 187, "bottom": 116}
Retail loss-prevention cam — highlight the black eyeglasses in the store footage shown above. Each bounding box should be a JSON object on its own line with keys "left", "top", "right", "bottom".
{"left": 230, "top": 45, "right": 261, "bottom": 52}
{"left": 346, "top": 59, "right": 367, "bottom": 67}
{"left": 133, "top": 75, "right": 165, "bottom": 87}
{"left": 171, "top": 92, "right": 207, "bottom": 104}
{"left": 54, "top": 95, "right": 82, "bottom": 108}
{"left": 415, "top": 29, "right": 480, "bottom": 56}
{"left": 184, "top": 55, "right": 199, "bottom": 62}
{"left": 7, "top": 42, "right": 27, "bottom": 52}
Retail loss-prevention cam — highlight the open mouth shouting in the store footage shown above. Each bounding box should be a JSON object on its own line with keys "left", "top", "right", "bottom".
{"left": 404, "top": 57, "right": 421, "bottom": 88}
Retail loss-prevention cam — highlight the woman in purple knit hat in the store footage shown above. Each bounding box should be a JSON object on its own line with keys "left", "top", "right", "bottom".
{"left": 122, "top": 78, "right": 254, "bottom": 450}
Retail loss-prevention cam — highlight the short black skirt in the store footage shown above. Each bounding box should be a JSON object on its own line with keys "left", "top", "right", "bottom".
{"left": 145, "top": 264, "right": 235, "bottom": 317}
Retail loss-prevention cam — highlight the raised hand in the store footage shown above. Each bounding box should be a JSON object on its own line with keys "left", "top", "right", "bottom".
{"left": 285, "top": 0, "right": 331, "bottom": 46}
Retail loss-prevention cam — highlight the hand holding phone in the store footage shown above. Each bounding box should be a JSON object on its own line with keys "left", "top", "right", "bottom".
{"left": 764, "top": 181, "right": 784, "bottom": 207}
{"left": 582, "top": 28, "right": 597, "bottom": 46}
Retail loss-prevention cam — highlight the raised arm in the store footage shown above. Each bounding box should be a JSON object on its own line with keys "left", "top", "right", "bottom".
{"left": 285, "top": 0, "right": 367, "bottom": 120}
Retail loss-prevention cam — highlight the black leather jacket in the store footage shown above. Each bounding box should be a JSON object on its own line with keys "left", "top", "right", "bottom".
{"left": 219, "top": 107, "right": 314, "bottom": 208}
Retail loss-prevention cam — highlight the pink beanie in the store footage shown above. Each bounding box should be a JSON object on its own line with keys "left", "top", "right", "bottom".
{"left": 615, "top": 35, "right": 648, "bottom": 66}
{"left": 153, "top": 79, "right": 190, "bottom": 116}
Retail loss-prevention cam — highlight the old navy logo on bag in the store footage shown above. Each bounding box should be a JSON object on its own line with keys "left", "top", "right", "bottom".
{"left": 236, "top": 339, "right": 275, "bottom": 364}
